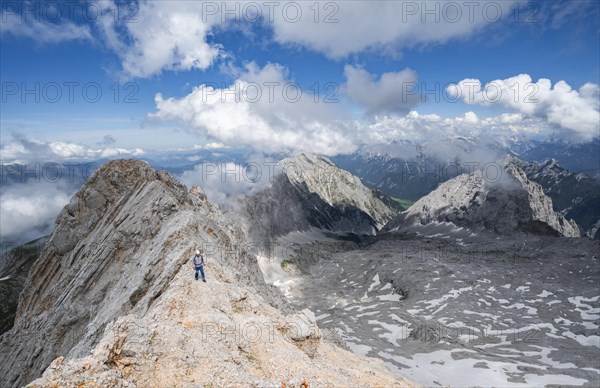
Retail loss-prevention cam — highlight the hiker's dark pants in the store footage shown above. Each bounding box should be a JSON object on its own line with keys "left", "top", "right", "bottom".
{"left": 195, "top": 265, "right": 205, "bottom": 281}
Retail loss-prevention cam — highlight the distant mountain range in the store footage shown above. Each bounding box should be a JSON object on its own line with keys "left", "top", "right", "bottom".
{"left": 519, "top": 138, "right": 600, "bottom": 179}
{"left": 333, "top": 139, "right": 599, "bottom": 239}
{"left": 382, "top": 160, "right": 580, "bottom": 238}
{"left": 1, "top": 138, "right": 597, "bottom": 247}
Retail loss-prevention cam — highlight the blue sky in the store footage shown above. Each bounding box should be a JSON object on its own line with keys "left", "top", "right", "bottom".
{"left": 1, "top": 0, "right": 599, "bottom": 159}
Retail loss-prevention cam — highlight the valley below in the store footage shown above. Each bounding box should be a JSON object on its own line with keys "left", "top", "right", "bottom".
{"left": 261, "top": 228, "right": 600, "bottom": 387}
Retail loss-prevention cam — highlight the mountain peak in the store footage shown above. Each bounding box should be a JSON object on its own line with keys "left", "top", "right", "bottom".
{"left": 542, "top": 158, "right": 559, "bottom": 168}
{"left": 281, "top": 153, "right": 395, "bottom": 223}
{"left": 239, "top": 153, "right": 397, "bottom": 241}
{"left": 280, "top": 152, "right": 336, "bottom": 180}
{"left": 383, "top": 162, "right": 580, "bottom": 237}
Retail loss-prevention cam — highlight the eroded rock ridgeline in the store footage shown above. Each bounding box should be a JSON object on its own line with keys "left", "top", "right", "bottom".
{"left": 0, "top": 159, "right": 412, "bottom": 387}
{"left": 239, "top": 153, "right": 397, "bottom": 242}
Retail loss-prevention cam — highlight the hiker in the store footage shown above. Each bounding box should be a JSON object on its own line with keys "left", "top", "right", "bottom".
{"left": 192, "top": 249, "right": 206, "bottom": 282}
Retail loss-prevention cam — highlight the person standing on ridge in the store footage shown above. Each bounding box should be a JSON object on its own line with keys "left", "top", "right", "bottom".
{"left": 192, "top": 249, "right": 206, "bottom": 282}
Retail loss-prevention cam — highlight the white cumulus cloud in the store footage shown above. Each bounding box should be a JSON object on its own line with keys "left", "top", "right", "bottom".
{"left": 448, "top": 74, "right": 600, "bottom": 142}
{"left": 148, "top": 62, "right": 597, "bottom": 156}
{"left": 0, "top": 135, "right": 145, "bottom": 164}
{"left": 98, "top": 0, "right": 223, "bottom": 78}
{"left": 361, "top": 110, "right": 555, "bottom": 149}
{"left": 149, "top": 62, "right": 358, "bottom": 155}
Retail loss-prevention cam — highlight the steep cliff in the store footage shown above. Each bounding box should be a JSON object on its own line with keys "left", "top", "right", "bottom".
{"left": 516, "top": 158, "right": 600, "bottom": 238}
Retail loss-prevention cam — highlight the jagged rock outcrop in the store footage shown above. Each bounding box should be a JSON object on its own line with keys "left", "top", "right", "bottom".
{"left": 281, "top": 153, "right": 396, "bottom": 226}
{"left": 383, "top": 162, "right": 580, "bottom": 237}
{"left": 515, "top": 158, "right": 600, "bottom": 239}
{"left": 0, "top": 159, "right": 411, "bottom": 387}
{"left": 240, "top": 153, "right": 397, "bottom": 241}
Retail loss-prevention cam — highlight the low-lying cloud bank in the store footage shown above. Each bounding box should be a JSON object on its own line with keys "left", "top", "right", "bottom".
{"left": 149, "top": 63, "right": 599, "bottom": 156}
{"left": 0, "top": 134, "right": 145, "bottom": 164}
{"left": 0, "top": 181, "right": 75, "bottom": 246}
{"left": 448, "top": 74, "right": 600, "bottom": 143}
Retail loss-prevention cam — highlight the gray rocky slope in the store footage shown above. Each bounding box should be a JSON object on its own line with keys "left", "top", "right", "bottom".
{"left": 515, "top": 158, "right": 600, "bottom": 239}
{"left": 334, "top": 150, "right": 598, "bottom": 237}
{"left": 239, "top": 153, "right": 397, "bottom": 242}
{"left": 383, "top": 162, "right": 580, "bottom": 237}
{"left": 247, "top": 158, "right": 599, "bottom": 386}
{"left": 0, "top": 160, "right": 412, "bottom": 387}
{"left": 280, "top": 232, "right": 600, "bottom": 387}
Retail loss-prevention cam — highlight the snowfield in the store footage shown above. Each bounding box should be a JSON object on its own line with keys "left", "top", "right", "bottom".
{"left": 266, "top": 231, "right": 600, "bottom": 387}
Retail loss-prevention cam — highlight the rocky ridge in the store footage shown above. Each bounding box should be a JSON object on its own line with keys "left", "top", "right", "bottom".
{"left": 240, "top": 153, "right": 397, "bottom": 241}
{"left": 515, "top": 158, "right": 600, "bottom": 238}
{"left": 0, "top": 160, "right": 411, "bottom": 387}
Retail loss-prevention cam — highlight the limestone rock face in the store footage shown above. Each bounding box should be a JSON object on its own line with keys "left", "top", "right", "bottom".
{"left": 240, "top": 153, "right": 397, "bottom": 240}
{"left": 0, "top": 160, "right": 411, "bottom": 387}
{"left": 383, "top": 162, "right": 580, "bottom": 237}
{"left": 284, "top": 308, "right": 322, "bottom": 342}
{"left": 516, "top": 158, "right": 600, "bottom": 239}
{"left": 281, "top": 153, "right": 397, "bottom": 228}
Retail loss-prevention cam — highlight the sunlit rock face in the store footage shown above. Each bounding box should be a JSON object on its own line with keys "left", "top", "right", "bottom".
{"left": 383, "top": 162, "right": 580, "bottom": 237}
